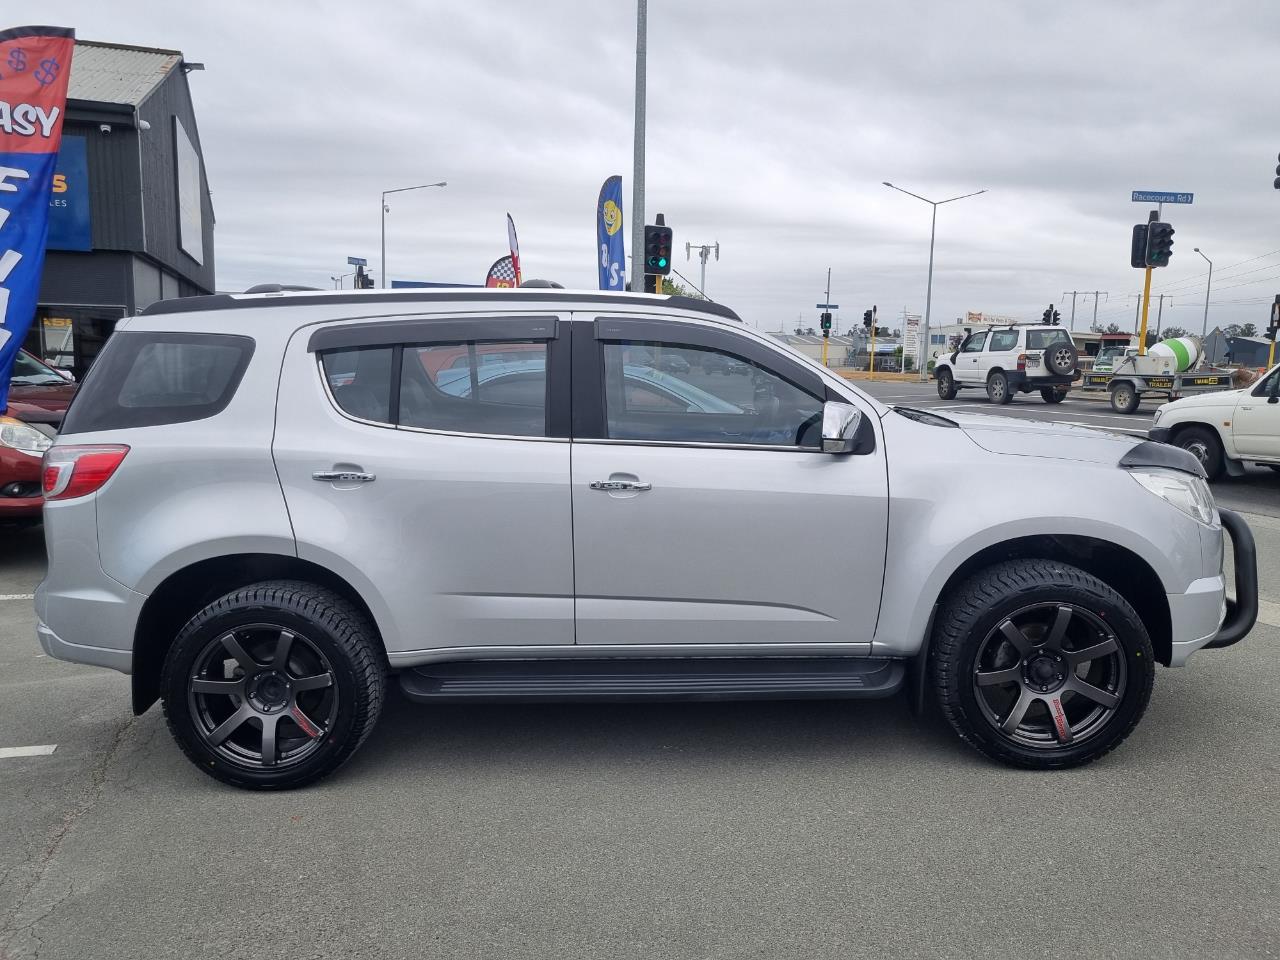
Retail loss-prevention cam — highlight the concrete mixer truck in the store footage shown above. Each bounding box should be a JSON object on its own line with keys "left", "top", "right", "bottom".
{"left": 1081, "top": 335, "right": 1237, "bottom": 414}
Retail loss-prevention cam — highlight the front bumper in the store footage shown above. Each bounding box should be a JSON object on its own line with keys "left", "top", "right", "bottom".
{"left": 1168, "top": 508, "right": 1258, "bottom": 665}
{"left": 1148, "top": 426, "right": 1173, "bottom": 444}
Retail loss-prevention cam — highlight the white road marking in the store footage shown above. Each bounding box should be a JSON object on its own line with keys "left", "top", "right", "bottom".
{"left": 0, "top": 594, "right": 35, "bottom": 601}
{"left": 0, "top": 745, "right": 57, "bottom": 759}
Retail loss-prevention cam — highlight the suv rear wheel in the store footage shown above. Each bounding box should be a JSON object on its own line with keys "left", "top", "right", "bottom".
{"left": 936, "top": 368, "right": 958, "bottom": 400}
{"left": 931, "top": 560, "right": 1154, "bottom": 769}
{"left": 161, "top": 580, "right": 385, "bottom": 790}
{"left": 986, "top": 371, "right": 1013, "bottom": 405}
{"left": 1173, "top": 425, "right": 1224, "bottom": 481}
{"left": 1040, "top": 386, "right": 1067, "bottom": 404}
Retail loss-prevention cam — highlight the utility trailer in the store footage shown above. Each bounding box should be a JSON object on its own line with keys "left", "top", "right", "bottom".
{"left": 1082, "top": 362, "right": 1236, "bottom": 414}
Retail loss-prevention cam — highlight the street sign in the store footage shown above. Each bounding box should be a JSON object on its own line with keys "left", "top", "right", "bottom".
{"left": 1131, "top": 191, "right": 1193, "bottom": 204}
{"left": 347, "top": 256, "right": 368, "bottom": 267}
{"left": 816, "top": 303, "right": 839, "bottom": 310}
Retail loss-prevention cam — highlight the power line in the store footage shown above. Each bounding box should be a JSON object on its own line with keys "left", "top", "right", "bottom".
{"left": 1152, "top": 247, "right": 1280, "bottom": 295}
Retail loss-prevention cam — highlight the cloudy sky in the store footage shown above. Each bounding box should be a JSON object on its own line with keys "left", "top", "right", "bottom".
{"left": 21, "top": 0, "right": 1280, "bottom": 334}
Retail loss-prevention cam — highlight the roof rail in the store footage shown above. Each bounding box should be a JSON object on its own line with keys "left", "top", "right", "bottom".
{"left": 242, "top": 283, "right": 323, "bottom": 294}
{"left": 138, "top": 288, "right": 743, "bottom": 322}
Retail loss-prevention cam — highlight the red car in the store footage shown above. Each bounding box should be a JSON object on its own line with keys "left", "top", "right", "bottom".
{"left": 2, "top": 350, "right": 77, "bottom": 524}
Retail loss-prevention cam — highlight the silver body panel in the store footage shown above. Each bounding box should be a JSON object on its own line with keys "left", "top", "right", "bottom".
{"left": 33, "top": 289, "right": 1227, "bottom": 678}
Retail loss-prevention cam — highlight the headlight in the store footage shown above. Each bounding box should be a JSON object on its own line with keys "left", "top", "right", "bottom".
{"left": 0, "top": 416, "right": 54, "bottom": 456}
{"left": 1152, "top": 407, "right": 1164, "bottom": 425}
{"left": 1129, "top": 468, "right": 1217, "bottom": 526}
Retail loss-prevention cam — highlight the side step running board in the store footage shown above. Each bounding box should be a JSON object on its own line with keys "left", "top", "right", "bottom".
{"left": 399, "top": 657, "right": 905, "bottom": 703}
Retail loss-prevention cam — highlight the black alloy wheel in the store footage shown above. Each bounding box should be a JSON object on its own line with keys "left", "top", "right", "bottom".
{"left": 932, "top": 560, "right": 1154, "bottom": 769}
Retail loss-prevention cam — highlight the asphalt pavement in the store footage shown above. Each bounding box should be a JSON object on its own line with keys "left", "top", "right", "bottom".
{"left": 2, "top": 391, "right": 1278, "bottom": 959}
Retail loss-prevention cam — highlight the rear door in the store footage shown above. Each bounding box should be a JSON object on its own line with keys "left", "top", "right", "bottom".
{"left": 985, "top": 329, "right": 1020, "bottom": 379}
{"left": 1231, "top": 365, "right": 1280, "bottom": 461}
{"left": 272, "top": 314, "right": 574, "bottom": 662}
{"left": 569, "top": 315, "right": 888, "bottom": 648}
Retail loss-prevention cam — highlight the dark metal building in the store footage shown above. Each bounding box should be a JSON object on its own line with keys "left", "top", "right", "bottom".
{"left": 31, "top": 40, "right": 215, "bottom": 377}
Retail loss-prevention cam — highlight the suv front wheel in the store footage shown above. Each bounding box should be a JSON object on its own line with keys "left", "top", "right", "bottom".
{"left": 936, "top": 368, "right": 958, "bottom": 400}
{"left": 931, "top": 560, "right": 1154, "bottom": 769}
{"left": 161, "top": 580, "right": 385, "bottom": 790}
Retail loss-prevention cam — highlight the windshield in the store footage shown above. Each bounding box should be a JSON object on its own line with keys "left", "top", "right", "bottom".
{"left": 1027, "top": 330, "right": 1072, "bottom": 350}
{"left": 9, "top": 350, "right": 66, "bottom": 385}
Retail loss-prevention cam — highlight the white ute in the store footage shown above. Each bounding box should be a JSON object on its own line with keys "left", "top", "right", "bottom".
{"left": 1151, "top": 362, "right": 1280, "bottom": 479}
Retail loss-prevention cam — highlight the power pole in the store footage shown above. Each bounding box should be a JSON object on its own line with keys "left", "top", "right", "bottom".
{"left": 1062, "top": 291, "right": 1080, "bottom": 330}
{"left": 821, "top": 267, "right": 832, "bottom": 368}
{"left": 630, "top": 0, "right": 647, "bottom": 294}
{"left": 1155, "top": 295, "right": 1172, "bottom": 339}
{"left": 1085, "top": 291, "right": 1108, "bottom": 332}
{"left": 685, "top": 242, "right": 719, "bottom": 297}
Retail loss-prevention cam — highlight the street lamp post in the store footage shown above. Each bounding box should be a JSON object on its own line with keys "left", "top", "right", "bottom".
{"left": 381, "top": 181, "right": 447, "bottom": 288}
{"left": 882, "top": 182, "right": 987, "bottom": 379}
{"left": 1193, "top": 247, "right": 1213, "bottom": 337}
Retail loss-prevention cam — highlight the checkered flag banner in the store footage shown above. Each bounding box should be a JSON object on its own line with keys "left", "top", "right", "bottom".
{"left": 485, "top": 255, "right": 517, "bottom": 288}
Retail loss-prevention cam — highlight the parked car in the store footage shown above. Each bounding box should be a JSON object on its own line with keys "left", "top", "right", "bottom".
{"left": 701, "top": 353, "right": 731, "bottom": 375}
{"left": 1150, "top": 362, "right": 1280, "bottom": 480}
{"left": 655, "top": 353, "right": 691, "bottom": 374}
{"left": 36, "top": 288, "right": 1257, "bottom": 789}
{"left": 933, "top": 325, "right": 1079, "bottom": 404}
{"left": 2, "top": 351, "right": 77, "bottom": 524}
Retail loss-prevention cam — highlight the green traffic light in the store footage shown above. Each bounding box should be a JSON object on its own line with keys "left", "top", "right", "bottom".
{"left": 658, "top": 258, "right": 667, "bottom": 268}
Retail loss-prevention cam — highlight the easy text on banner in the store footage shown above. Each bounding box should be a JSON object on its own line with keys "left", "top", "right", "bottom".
{"left": 596, "top": 175, "right": 625, "bottom": 291}
{"left": 0, "top": 25, "right": 75, "bottom": 412}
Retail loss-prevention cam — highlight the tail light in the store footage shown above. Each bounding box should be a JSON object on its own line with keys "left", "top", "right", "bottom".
{"left": 1017, "top": 353, "right": 1027, "bottom": 371}
{"left": 42, "top": 445, "right": 130, "bottom": 501}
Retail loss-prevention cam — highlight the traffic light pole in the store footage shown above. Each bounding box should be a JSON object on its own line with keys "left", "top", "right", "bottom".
{"left": 869, "top": 305, "right": 878, "bottom": 379}
{"left": 821, "top": 267, "right": 831, "bottom": 368}
{"left": 631, "top": 0, "right": 647, "bottom": 294}
{"left": 1138, "top": 267, "right": 1154, "bottom": 355}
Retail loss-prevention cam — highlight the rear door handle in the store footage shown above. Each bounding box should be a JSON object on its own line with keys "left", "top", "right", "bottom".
{"left": 590, "top": 479, "right": 652, "bottom": 492}
{"left": 312, "top": 470, "right": 376, "bottom": 482}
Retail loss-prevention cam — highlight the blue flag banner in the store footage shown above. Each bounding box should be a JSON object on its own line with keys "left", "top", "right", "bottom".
{"left": 597, "top": 175, "right": 625, "bottom": 291}
{"left": 0, "top": 26, "right": 75, "bottom": 412}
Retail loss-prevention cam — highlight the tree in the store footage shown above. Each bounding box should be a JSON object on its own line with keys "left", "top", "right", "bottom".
{"left": 1162, "top": 326, "right": 1189, "bottom": 340}
{"left": 1223, "top": 324, "right": 1244, "bottom": 338}
{"left": 660, "top": 277, "right": 702, "bottom": 299}
{"left": 804, "top": 327, "right": 816, "bottom": 336}
{"left": 1105, "top": 323, "right": 1122, "bottom": 334}
{"left": 793, "top": 327, "right": 805, "bottom": 336}
{"left": 1239, "top": 323, "right": 1258, "bottom": 338}
{"left": 892, "top": 328, "right": 902, "bottom": 338}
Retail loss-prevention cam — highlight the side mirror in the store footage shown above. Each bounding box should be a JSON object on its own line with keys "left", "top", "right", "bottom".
{"left": 951, "top": 350, "right": 959, "bottom": 362}
{"left": 821, "top": 401, "right": 863, "bottom": 454}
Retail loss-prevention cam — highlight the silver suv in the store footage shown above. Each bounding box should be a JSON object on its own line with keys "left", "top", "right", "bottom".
{"left": 36, "top": 289, "right": 1257, "bottom": 788}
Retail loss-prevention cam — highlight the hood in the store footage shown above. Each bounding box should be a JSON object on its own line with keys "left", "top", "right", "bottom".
{"left": 1159, "top": 388, "right": 1244, "bottom": 413}
{"left": 3, "top": 396, "right": 68, "bottom": 426}
{"left": 6, "top": 380, "right": 76, "bottom": 417}
{"left": 943, "top": 410, "right": 1138, "bottom": 464}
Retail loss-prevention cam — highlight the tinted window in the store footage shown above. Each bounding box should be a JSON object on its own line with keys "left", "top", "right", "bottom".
{"left": 60, "top": 332, "right": 254, "bottom": 434}
{"left": 961, "top": 332, "right": 988, "bottom": 353}
{"left": 400, "top": 340, "right": 546, "bottom": 437}
{"left": 322, "top": 347, "right": 394, "bottom": 423}
{"left": 1028, "top": 330, "right": 1071, "bottom": 349}
{"left": 602, "top": 341, "right": 822, "bottom": 448}
{"left": 989, "top": 331, "right": 1019, "bottom": 351}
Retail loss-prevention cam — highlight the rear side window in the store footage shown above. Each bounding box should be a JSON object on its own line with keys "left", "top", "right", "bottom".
{"left": 60, "top": 332, "right": 254, "bottom": 434}
{"left": 400, "top": 340, "right": 547, "bottom": 437}
{"left": 322, "top": 347, "right": 394, "bottom": 423}
{"left": 989, "top": 331, "right": 1019, "bottom": 351}
{"left": 1028, "top": 330, "right": 1070, "bottom": 349}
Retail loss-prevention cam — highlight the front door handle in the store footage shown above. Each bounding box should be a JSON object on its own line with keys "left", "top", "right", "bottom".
{"left": 590, "top": 479, "right": 652, "bottom": 492}
{"left": 313, "top": 470, "right": 376, "bottom": 483}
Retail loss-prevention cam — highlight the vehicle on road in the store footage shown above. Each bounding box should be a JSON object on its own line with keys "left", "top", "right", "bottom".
{"left": 36, "top": 288, "right": 1257, "bottom": 789}
{"left": 933, "top": 325, "right": 1078, "bottom": 405}
{"left": 655, "top": 353, "right": 691, "bottom": 374}
{"left": 1082, "top": 336, "right": 1238, "bottom": 414}
{"left": 1150, "top": 362, "right": 1280, "bottom": 480}
{"left": 2, "top": 351, "right": 77, "bottom": 525}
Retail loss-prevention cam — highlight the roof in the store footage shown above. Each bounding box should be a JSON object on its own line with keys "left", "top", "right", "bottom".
{"left": 67, "top": 40, "right": 183, "bottom": 107}
{"left": 138, "top": 287, "right": 743, "bottom": 323}
{"left": 1228, "top": 335, "right": 1273, "bottom": 346}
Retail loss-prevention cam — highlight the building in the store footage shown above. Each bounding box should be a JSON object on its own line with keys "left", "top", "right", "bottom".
{"left": 31, "top": 40, "right": 214, "bottom": 377}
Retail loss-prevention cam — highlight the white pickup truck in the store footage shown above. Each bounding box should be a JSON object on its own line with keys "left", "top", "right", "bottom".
{"left": 1150, "top": 362, "right": 1280, "bottom": 479}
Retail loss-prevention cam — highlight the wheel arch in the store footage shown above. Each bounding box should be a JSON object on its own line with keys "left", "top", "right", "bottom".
{"left": 908, "top": 534, "right": 1172, "bottom": 713}
{"left": 131, "top": 553, "right": 386, "bottom": 715}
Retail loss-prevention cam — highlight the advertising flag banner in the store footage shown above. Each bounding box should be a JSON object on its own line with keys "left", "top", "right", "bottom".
{"left": 485, "top": 255, "right": 517, "bottom": 288}
{"left": 596, "top": 175, "right": 625, "bottom": 291}
{"left": 0, "top": 26, "right": 75, "bottom": 412}
{"left": 506, "top": 213, "right": 522, "bottom": 287}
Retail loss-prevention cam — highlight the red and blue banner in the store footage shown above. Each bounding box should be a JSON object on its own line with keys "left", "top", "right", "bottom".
{"left": 596, "top": 175, "right": 625, "bottom": 291}
{"left": 0, "top": 26, "right": 74, "bottom": 413}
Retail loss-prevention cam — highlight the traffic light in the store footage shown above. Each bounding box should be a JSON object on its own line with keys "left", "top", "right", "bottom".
{"left": 1270, "top": 295, "right": 1280, "bottom": 338}
{"left": 862, "top": 309, "right": 873, "bottom": 330}
{"left": 1131, "top": 224, "right": 1149, "bottom": 268}
{"left": 644, "top": 223, "right": 673, "bottom": 275}
{"left": 1052, "top": 307, "right": 1061, "bottom": 325}
{"left": 820, "top": 311, "right": 832, "bottom": 333}
{"left": 1146, "top": 222, "right": 1175, "bottom": 267}
{"left": 1274, "top": 151, "right": 1279, "bottom": 190}
{"left": 1042, "top": 304, "right": 1054, "bottom": 323}
{"left": 354, "top": 265, "right": 374, "bottom": 289}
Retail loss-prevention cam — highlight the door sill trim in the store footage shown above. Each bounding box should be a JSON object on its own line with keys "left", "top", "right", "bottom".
{"left": 387, "top": 641, "right": 874, "bottom": 670}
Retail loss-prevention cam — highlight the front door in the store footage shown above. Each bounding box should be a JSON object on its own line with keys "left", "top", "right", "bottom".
{"left": 958, "top": 330, "right": 988, "bottom": 382}
{"left": 570, "top": 316, "right": 889, "bottom": 647}
{"left": 273, "top": 314, "right": 574, "bottom": 660}
{"left": 1232, "top": 365, "right": 1280, "bottom": 461}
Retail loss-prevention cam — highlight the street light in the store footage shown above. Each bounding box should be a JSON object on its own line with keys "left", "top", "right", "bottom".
{"left": 381, "top": 181, "right": 447, "bottom": 289}
{"left": 882, "top": 181, "right": 987, "bottom": 379}
{"left": 1193, "top": 247, "right": 1213, "bottom": 337}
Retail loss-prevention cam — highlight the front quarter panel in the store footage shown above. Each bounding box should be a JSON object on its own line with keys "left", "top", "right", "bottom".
{"left": 874, "top": 414, "right": 1209, "bottom": 657}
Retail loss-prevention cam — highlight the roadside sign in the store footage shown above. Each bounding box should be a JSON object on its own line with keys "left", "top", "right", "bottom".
{"left": 816, "top": 303, "right": 839, "bottom": 310}
{"left": 347, "top": 256, "right": 368, "bottom": 267}
{"left": 1131, "top": 191, "right": 1193, "bottom": 204}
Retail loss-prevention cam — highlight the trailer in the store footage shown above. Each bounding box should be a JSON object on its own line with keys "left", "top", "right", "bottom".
{"left": 1081, "top": 367, "right": 1236, "bottom": 413}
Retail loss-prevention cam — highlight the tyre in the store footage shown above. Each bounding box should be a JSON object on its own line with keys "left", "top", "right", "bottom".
{"left": 1110, "top": 383, "right": 1140, "bottom": 414}
{"left": 161, "top": 580, "right": 385, "bottom": 790}
{"left": 1173, "top": 425, "right": 1225, "bottom": 481}
{"left": 931, "top": 560, "right": 1154, "bottom": 770}
{"left": 1044, "top": 340, "right": 1078, "bottom": 375}
{"left": 986, "top": 371, "right": 1012, "bottom": 405}
{"left": 1040, "top": 386, "right": 1067, "bottom": 404}
{"left": 936, "top": 368, "right": 958, "bottom": 400}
